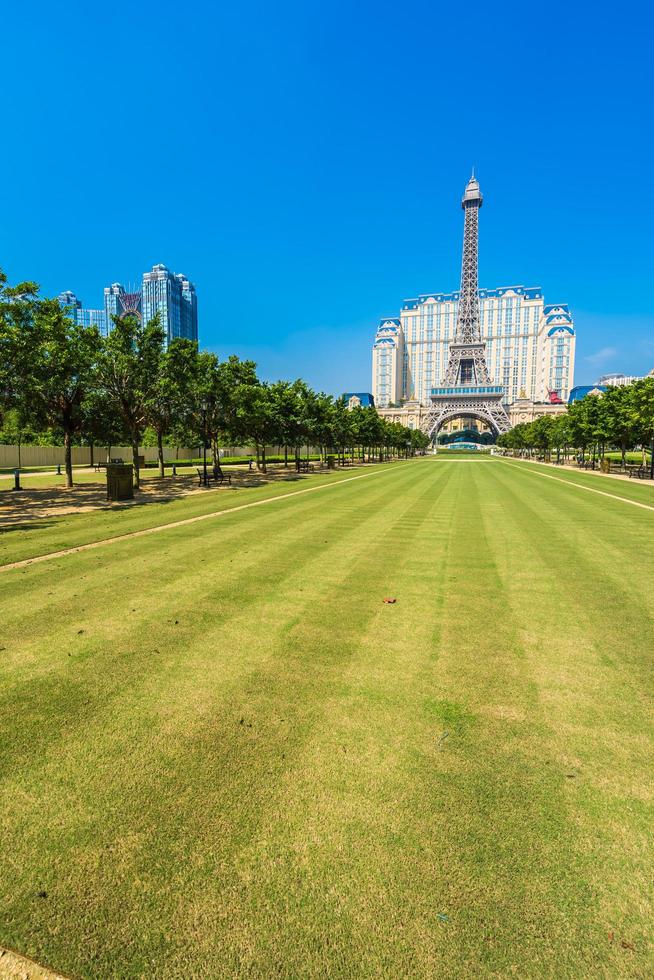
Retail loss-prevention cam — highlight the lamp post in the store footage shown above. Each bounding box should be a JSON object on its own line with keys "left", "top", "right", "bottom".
{"left": 201, "top": 398, "right": 209, "bottom": 487}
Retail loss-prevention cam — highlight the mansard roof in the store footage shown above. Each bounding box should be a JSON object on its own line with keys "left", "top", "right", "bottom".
{"left": 400, "top": 285, "right": 545, "bottom": 309}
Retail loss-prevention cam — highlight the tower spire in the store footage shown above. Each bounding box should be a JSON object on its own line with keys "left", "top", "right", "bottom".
{"left": 454, "top": 173, "right": 484, "bottom": 348}
{"left": 421, "top": 174, "right": 511, "bottom": 439}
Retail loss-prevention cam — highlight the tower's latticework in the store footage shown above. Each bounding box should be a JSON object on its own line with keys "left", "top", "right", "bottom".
{"left": 422, "top": 175, "right": 510, "bottom": 438}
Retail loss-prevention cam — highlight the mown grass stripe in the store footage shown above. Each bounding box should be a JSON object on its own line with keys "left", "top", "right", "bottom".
{"left": 0, "top": 462, "right": 418, "bottom": 573}
{"left": 498, "top": 458, "right": 654, "bottom": 511}
{"left": 0, "top": 461, "right": 449, "bottom": 977}
{"left": 1, "top": 457, "right": 652, "bottom": 977}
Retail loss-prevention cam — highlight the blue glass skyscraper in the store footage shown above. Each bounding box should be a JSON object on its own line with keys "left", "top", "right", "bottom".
{"left": 57, "top": 290, "right": 108, "bottom": 335}
{"left": 104, "top": 283, "right": 124, "bottom": 328}
{"left": 141, "top": 264, "right": 198, "bottom": 345}
{"left": 59, "top": 265, "right": 198, "bottom": 344}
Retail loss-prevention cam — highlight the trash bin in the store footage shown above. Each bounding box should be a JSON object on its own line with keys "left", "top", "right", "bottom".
{"left": 106, "top": 463, "right": 134, "bottom": 501}
{"left": 326, "top": 455, "right": 336, "bottom": 469}
{"left": 600, "top": 459, "right": 610, "bottom": 474}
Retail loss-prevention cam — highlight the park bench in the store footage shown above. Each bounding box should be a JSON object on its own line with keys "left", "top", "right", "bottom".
{"left": 95, "top": 457, "right": 124, "bottom": 471}
{"left": 296, "top": 460, "right": 314, "bottom": 473}
{"left": 628, "top": 466, "right": 653, "bottom": 480}
{"left": 196, "top": 465, "right": 232, "bottom": 486}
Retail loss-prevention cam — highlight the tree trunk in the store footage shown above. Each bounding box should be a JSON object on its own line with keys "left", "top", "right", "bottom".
{"left": 157, "top": 430, "right": 165, "bottom": 478}
{"left": 63, "top": 429, "right": 73, "bottom": 488}
{"left": 90, "top": 440, "right": 95, "bottom": 468}
{"left": 211, "top": 437, "right": 219, "bottom": 472}
{"left": 284, "top": 445, "right": 288, "bottom": 467}
{"left": 132, "top": 433, "right": 141, "bottom": 489}
{"left": 261, "top": 445, "right": 267, "bottom": 473}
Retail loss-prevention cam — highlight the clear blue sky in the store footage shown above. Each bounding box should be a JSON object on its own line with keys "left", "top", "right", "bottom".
{"left": 1, "top": 0, "right": 652, "bottom": 393}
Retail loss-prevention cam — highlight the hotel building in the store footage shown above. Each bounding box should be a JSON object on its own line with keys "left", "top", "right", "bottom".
{"left": 373, "top": 286, "right": 575, "bottom": 411}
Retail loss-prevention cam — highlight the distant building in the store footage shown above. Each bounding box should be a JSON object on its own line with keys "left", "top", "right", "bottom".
{"left": 373, "top": 286, "right": 575, "bottom": 409}
{"left": 61, "top": 264, "right": 198, "bottom": 344}
{"left": 379, "top": 395, "right": 567, "bottom": 432}
{"left": 142, "top": 264, "right": 198, "bottom": 344}
{"left": 178, "top": 273, "right": 198, "bottom": 341}
{"left": 103, "top": 283, "right": 142, "bottom": 327}
{"left": 57, "top": 290, "right": 108, "bottom": 335}
{"left": 597, "top": 373, "right": 642, "bottom": 387}
{"left": 103, "top": 283, "right": 124, "bottom": 326}
{"left": 342, "top": 392, "right": 375, "bottom": 409}
{"left": 568, "top": 385, "right": 607, "bottom": 403}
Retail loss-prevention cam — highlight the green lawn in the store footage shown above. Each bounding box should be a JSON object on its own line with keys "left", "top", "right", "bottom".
{"left": 1, "top": 457, "right": 652, "bottom": 978}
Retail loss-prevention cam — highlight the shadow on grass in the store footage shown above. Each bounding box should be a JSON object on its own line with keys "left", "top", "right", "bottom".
{"left": 0, "top": 467, "right": 323, "bottom": 530}
{"left": 0, "top": 521, "right": 55, "bottom": 535}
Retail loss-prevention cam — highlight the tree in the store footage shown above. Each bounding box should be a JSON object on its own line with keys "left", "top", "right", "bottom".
{"left": 603, "top": 384, "right": 637, "bottom": 466}
{"left": 96, "top": 314, "right": 165, "bottom": 488}
{"left": 329, "top": 398, "right": 353, "bottom": 462}
{"left": 190, "top": 353, "right": 259, "bottom": 470}
{"left": 145, "top": 338, "right": 199, "bottom": 477}
{"left": 631, "top": 377, "right": 654, "bottom": 472}
{"left": 0, "top": 282, "right": 102, "bottom": 488}
{"left": 549, "top": 414, "right": 571, "bottom": 462}
{"left": 567, "top": 396, "right": 596, "bottom": 461}
{"left": 236, "top": 381, "right": 278, "bottom": 472}
{"left": 411, "top": 428, "right": 430, "bottom": 453}
{"left": 268, "top": 380, "right": 306, "bottom": 466}
{"left": 302, "top": 389, "right": 334, "bottom": 463}
{"left": 0, "top": 271, "right": 41, "bottom": 433}
{"left": 82, "top": 387, "right": 127, "bottom": 462}
{"left": 31, "top": 301, "right": 102, "bottom": 487}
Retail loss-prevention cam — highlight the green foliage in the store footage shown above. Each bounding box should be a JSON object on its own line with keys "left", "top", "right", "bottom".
{"left": 498, "top": 381, "right": 654, "bottom": 463}
{"left": 95, "top": 313, "right": 166, "bottom": 486}
{"left": 0, "top": 275, "right": 102, "bottom": 485}
{"left": 0, "top": 266, "right": 427, "bottom": 481}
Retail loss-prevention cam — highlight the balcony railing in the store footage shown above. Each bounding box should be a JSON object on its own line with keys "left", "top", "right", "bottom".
{"left": 430, "top": 385, "right": 504, "bottom": 396}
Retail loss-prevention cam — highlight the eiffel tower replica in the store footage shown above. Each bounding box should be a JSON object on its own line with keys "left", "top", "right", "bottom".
{"left": 422, "top": 174, "right": 510, "bottom": 438}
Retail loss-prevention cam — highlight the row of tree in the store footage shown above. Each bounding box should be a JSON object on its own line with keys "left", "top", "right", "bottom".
{"left": 496, "top": 379, "right": 654, "bottom": 466}
{"left": 0, "top": 270, "right": 429, "bottom": 487}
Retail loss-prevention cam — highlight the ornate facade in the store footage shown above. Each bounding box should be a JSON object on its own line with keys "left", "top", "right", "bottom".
{"left": 372, "top": 180, "right": 576, "bottom": 425}
{"left": 378, "top": 396, "right": 567, "bottom": 432}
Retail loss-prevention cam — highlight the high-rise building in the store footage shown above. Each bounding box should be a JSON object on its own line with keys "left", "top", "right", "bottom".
{"left": 372, "top": 182, "right": 576, "bottom": 414}
{"left": 141, "top": 264, "right": 198, "bottom": 344}
{"left": 103, "top": 283, "right": 142, "bottom": 328}
{"left": 103, "top": 283, "right": 125, "bottom": 327}
{"left": 57, "top": 290, "right": 108, "bottom": 335}
{"left": 177, "top": 273, "right": 198, "bottom": 341}
{"left": 61, "top": 264, "right": 198, "bottom": 344}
